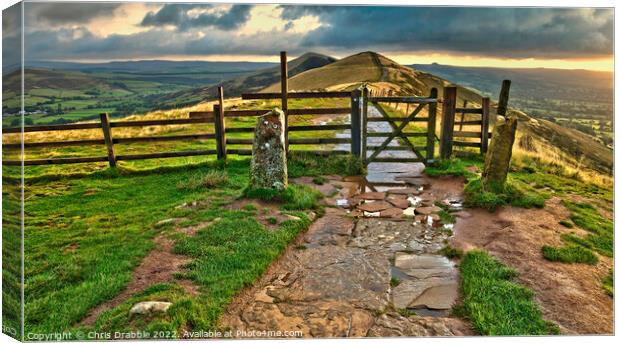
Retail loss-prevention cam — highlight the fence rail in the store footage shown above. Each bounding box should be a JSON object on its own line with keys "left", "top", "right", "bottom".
{"left": 2, "top": 81, "right": 361, "bottom": 166}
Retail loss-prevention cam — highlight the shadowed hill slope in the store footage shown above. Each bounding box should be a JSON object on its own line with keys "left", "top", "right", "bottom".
{"left": 153, "top": 52, "right": 336, "bottom": 108}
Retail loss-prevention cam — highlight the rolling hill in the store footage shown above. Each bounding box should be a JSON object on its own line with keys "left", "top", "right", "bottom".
{"left": 152, "top": 52, "right": 336, "bottom": 108}
{"left": 260, "top": 51, "right": 612, "bottom": 174}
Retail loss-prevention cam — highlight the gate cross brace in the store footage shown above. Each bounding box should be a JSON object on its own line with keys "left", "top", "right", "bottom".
{"left": 367, "top": 102, "right": 427, "bottom": 163}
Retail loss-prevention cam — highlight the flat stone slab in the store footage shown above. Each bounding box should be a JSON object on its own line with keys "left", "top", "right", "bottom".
{"left": 386, "top": 197, "right": 409, "bottom": 209}
{"left": 409, "top": 283, "right": 459, "bottom": 310}
{"left": 387, "top": 188, "right": 421, "bottom": 196}
{"left": 358, "top": 201, "right": 392, "bottom": 212}
{"left": 356, "top": 192, "right": 386, "bottom": 200}
{"left": 270, "top": 245, "right": 391, "bottom": 311}
{"left": 304, "top": 208, "right": 354, "bottom": 246}
{"left": 415, "top": 206, "right": 442, "bottom": 215}
{"left": 399, "top": 178, "right": 431, "bottom": 187}
{"left": 395, "top": 253, "right": 454, "bottom": 271}
{"left": 392, "top": 278, "right": 458, "bottom": 310}
{"left": 380, "top": 207, "right": 404, "bottom": 218}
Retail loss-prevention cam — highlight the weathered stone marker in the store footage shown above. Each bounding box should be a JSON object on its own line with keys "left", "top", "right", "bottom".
{"left": 482, "top": 115, "right": 518, "bottom": 190}
{"left": 249, "top": 108, "right": 288, "bottom": 191}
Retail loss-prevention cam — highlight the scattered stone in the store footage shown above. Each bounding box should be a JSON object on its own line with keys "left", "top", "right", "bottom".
{"left": 336, "top": 199, "right": 349, "bottom": 207}
{"left": 428, "top": 214, "right": 441, "bottom": 227}
{"left": 414, "top": 215, "right": 426, "bottom": 223}
{"left": 307, "top": 212, "right": 317, "bottom": 221}
{"left": 249, "top": 109, "right": 287, "bottom": 191}
{"left": 403, "top": 207, "right": 416, "bottom": 217}
{"left": 380, "top": 208, "right": 403, "bottom": 218}
{"left": 356, "top": 192, "right": 386, "bottom": 200}
{"left": 415, "top": 206, "right": 442, "bottom": 215}
{"left": 364, "top": 211, "right": 381, "bottom": 218}
{"left": 386, "top": 197, "right": 409, "bottom": 209}
{"left": 129, "top": 301, "right": 172, "bottom": 316}
{"left": 408, "top": 196, "right": 422, "bottom": 207}
{"left": 155, "top": 218, "right": 182, "bottom": 227}
{"left": 408, "top": 241, "right": 424, "bottom": 252}
{"left": 358, "top": 201, "right": 392, "bottom": 212}
{"left": 283, "top": 214, "right": 302, "bottom": 221}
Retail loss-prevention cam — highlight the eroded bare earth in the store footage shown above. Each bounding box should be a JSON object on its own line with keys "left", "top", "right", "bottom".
{"left": 450, "top": 197, "right": 613, "bottom": 334}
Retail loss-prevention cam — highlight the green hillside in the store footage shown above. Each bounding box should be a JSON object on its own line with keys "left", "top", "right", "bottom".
{"left": 152, "top": 52, "right": 336, "bottom": 108}
{"left": 260, "top": 51, "right": 612, "bottom": 175}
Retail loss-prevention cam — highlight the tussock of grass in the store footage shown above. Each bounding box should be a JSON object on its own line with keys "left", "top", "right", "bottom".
{"left": 243, "top": 184, "right": 323, "bottom": 211}
{"left": 458, "top": 250, "right": 559, "bottom": 335}
{"left": 541, "top": 245, "right": 598, "bottom": 265}
{"left": 463, "top": 179, "right": 546, "bottom": 212}
{"left": 425, "top": 157, "right": 482, "bottom": 178}
{"left": 176, "top": 170, "right": 228, "bottom": 190}
{"left": 288, "top": 151, "right": 364, "bottom": 177}
{"left": 562, "top": 201, "right": 613, "bottom": 257}
{"left": 558, "top": 220, "right": 574, "bottom": 228}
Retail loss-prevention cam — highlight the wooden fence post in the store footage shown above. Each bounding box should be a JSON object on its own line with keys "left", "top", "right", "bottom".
{"left": 214, "top": 86, "right": 227, "bottom": 160}
{"left": 439, "top": 86, "right": 457, "bottom": 159}
{"left": 426, "top": 88, "right": 438, "bottom": 163}
{"left": 481, "top": 97, "right": 490, "bottom": 154}
{"left": 497, "top": 79, "right": 511, "bottom": 117}
{"left": 362, "top": 87, "right": 369, "bottom": 162}
{"left": 458, "top": 100, "right": 468, "bottom": 131}
{"left": 280, "top": 51, "right": 289, "bottom": 151}
{"left": 99, "top": 112, "right": 116, "bottom": 167}
{"left": 350, "top": 89, "right": 362, "bottom": 157}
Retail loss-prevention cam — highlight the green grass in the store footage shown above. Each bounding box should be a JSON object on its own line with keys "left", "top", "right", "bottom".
{"left": 425, "top": 156, "right": 483, "bottom": 178}
{"left": 561, "top": 201, "right": 613, "bottom": 257}
{"left": 558, "top": 220, "right": 574, "bottom": 228}
{"left": 390, "top": 277, "right": 401, "bottom": 287}
{"left": 463, "top": 178, "right": 546, "bottom": 212}
{"left": 541, "top": 245, "right": 598, "bottom": 265}
{"left": 458, "top": 250, "right": 559, "bottom": 335}
{"left": 15, "top": 155, "right": 349, "bottom": 336}
{"left": 244, "top": 183, "right": 323, "bottom": 211}
{"left": 602, "top": 270, "right": 613, "bottom": 297}
{"left": 176, "top": 170, "right": 229, "bottom": 190}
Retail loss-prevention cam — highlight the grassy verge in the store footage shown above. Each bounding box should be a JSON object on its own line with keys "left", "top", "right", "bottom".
{"left": 18, "top": 153, "right": 357, "bottom": 336}
{"left": 542, "top": 200, "right": 612, "bottom": 263}
{"left": 457, "top": 250, "right": 559, "bottom": 335}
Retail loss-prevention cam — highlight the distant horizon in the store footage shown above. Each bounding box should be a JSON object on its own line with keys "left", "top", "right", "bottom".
{"left": 3, "top": 4, "right": 613, "bottom": 73}
{"left": 19, "top": 54, "right": 613, "bottom": 73}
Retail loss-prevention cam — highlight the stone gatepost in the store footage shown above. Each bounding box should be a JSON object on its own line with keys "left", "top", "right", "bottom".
{"left": 249, "top": 108, "right": 288, "bottom": 191}
{"left": 482, "top": 115, "right": 518, "bottom": 190}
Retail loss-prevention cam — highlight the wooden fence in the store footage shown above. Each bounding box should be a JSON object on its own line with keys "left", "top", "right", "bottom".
{"left": 438, "top": 80, "right": 511, "bottom": 159}
{"left": 1, "top": 88, "right": 360, "bottom": 167}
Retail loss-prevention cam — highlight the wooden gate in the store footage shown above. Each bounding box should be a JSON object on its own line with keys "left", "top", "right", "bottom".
{"left": 362, "top": 88, "right": 438, "bottom": 166}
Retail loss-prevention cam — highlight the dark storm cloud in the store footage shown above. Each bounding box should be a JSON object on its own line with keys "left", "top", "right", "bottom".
{"left": 22, "top": 26, "right": 299, "bottom": 61}
{"left": 26, "top": 2, "right": 122, "bottom": 24}
{"left": 279, "top": 6, "right": 613, "bottom": 59}
{"left": 140, "top": 4, "right": 252, "bottom": 31}
{"left": 2, "top": 3, "right": 22, "bottom": 71}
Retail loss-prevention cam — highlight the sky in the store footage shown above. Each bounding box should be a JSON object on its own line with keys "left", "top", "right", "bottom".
{"left": 2, "top": 2, "right": 614, "bottom": 71}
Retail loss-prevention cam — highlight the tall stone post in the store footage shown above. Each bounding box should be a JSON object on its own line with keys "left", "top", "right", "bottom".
{"left": 481, "top": 115, "right": 518, "bottom": 191}
{"left": 249, "top": 108, "right": 288, "bottom": 191}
